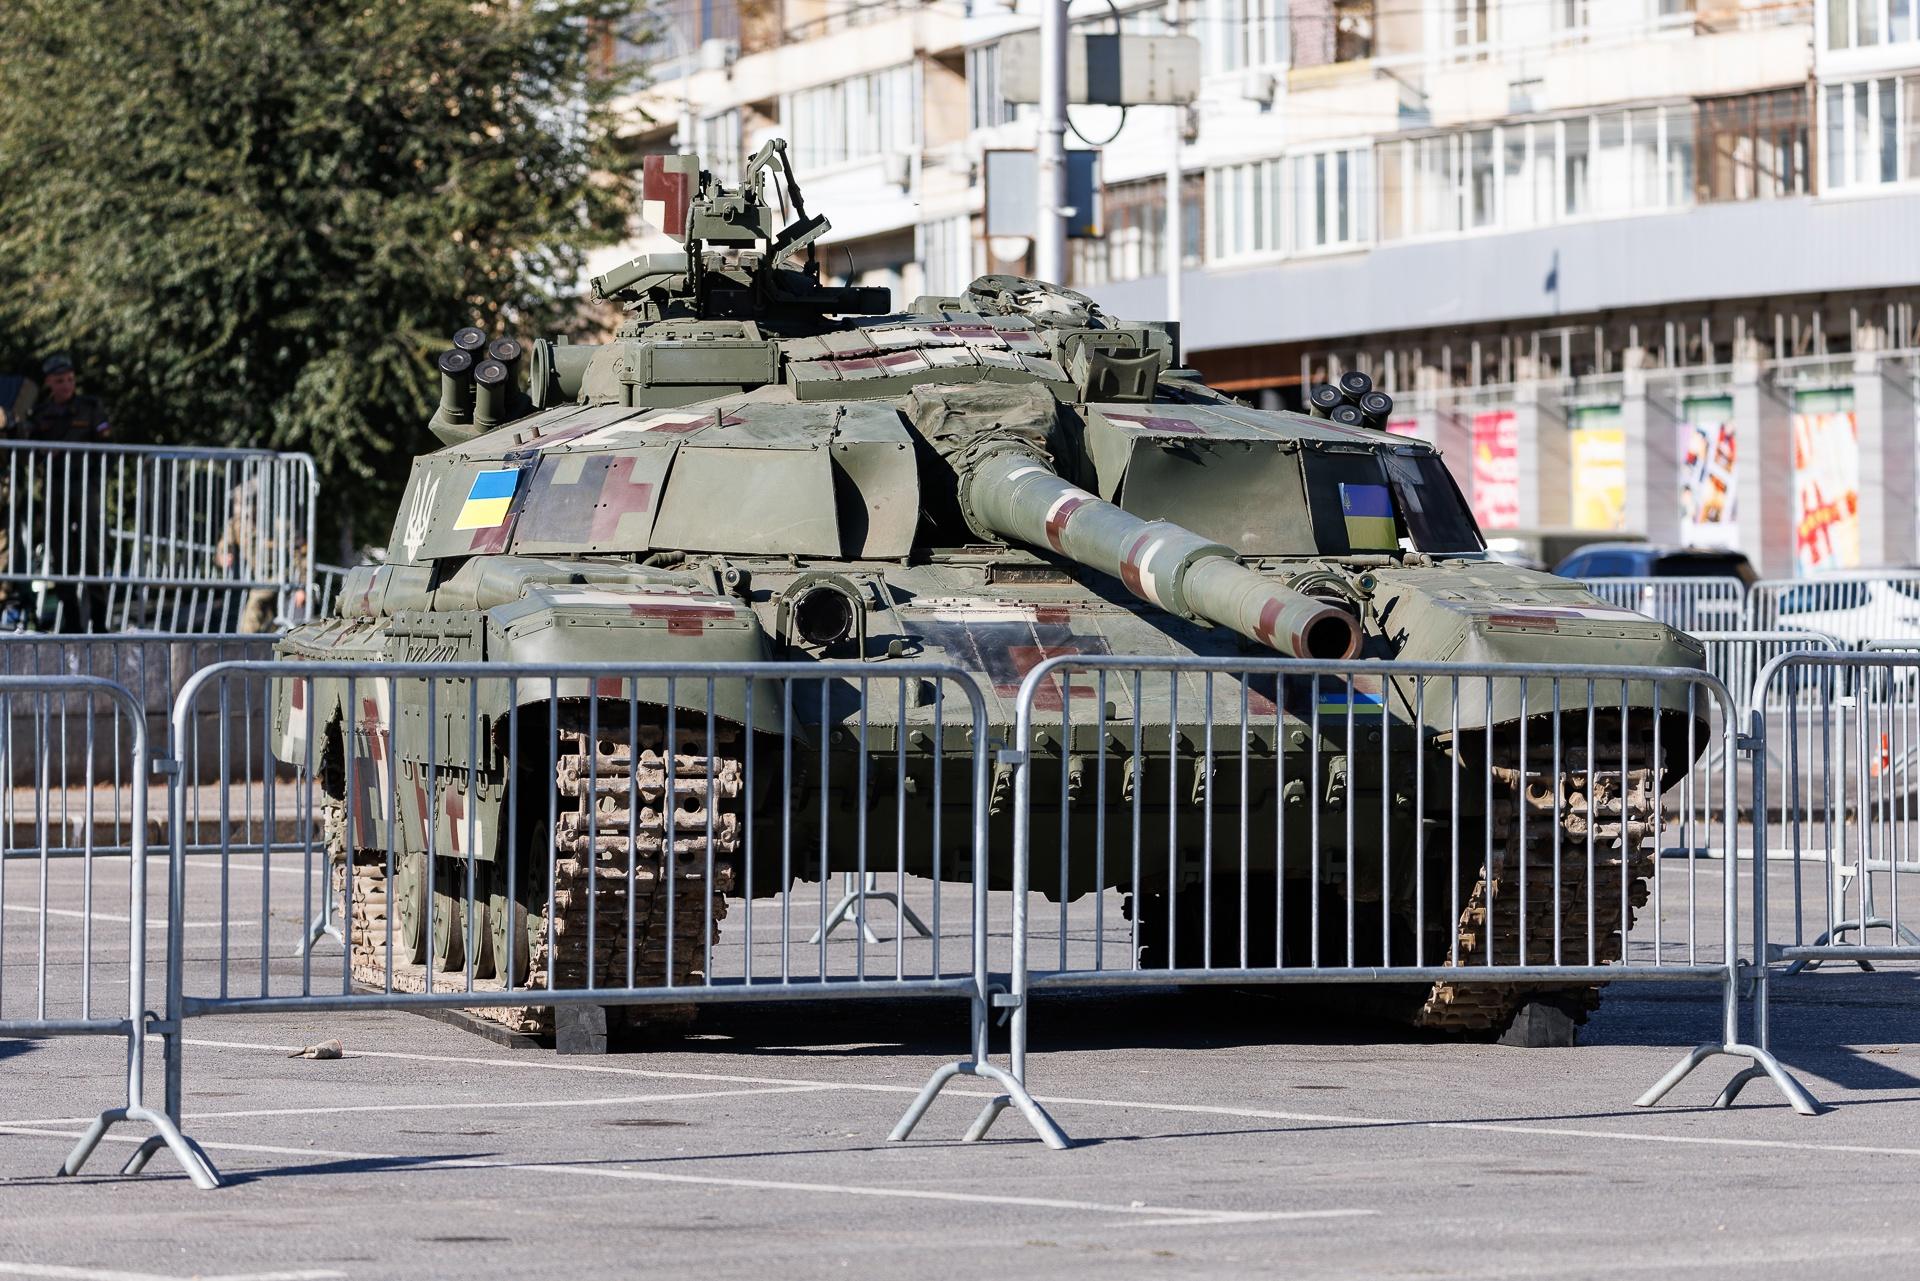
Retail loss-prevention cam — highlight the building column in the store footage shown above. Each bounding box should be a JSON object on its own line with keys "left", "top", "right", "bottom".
{"left": 1621, "top": 359, "right": 1680, "bottom": 542}
{"left": 1515, "top": 381, "right": 1569, "bottom": 529}
{"left": 1851, "top": 353, "right": 1917, "bottom": 568}
{"left": 1732, "top": 355, "right": 1794, "bottom": 578}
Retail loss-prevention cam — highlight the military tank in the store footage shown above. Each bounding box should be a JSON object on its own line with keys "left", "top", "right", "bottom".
{"left": 275, "top": 140, "right": 1707, "bottom": 1039}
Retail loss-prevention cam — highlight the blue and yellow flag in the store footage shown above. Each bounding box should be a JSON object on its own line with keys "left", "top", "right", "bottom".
{"left": 1339, "top": 482, "right": 1397, "bottom": 550}
{"left": 454, "top": 469, "right": 520, "bottom": 530}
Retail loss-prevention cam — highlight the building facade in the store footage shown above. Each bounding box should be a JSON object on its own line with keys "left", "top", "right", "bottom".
{"left": 618, "top": 0, "right": 1920, "bottom": 574}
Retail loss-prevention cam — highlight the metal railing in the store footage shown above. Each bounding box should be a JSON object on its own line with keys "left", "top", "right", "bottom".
{"left": 150, "top": 659, "right": 1061, "bottom": 1185}
{"left": 0, "top": 675, "right": 216, "bottom": 1187}
{"left": 1579, "top": 576, "right": 1748, "bottom": 633}
{"left": 1746, "top": 570, "right": 1920, "bottom": 647}
{"left": 900, "top": 655, "right": 1817, "bottom": 1145}
{"left": 0, "top": 442, "right": 316, "bottom": 633}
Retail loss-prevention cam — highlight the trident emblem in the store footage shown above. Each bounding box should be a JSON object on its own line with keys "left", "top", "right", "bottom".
{"left": 402, "top": 475, "right": 439, "bottom": 562}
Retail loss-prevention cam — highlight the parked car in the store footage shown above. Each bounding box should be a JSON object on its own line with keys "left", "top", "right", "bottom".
{"left": 1553, "top": 543, "right": 1758, "bottom": 585}
{"left": 1554, "top": 543, "right": 1757, "bottom": 632}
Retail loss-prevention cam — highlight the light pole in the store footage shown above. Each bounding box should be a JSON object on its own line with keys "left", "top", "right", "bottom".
{"left": 1035, "top": 0, "right": 1069, "bottom": 283}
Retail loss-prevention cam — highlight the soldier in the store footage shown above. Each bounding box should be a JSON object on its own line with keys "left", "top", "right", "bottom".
{"left": 0, "top": 368, "right": 36, "bottom": 627}
{"left": 25, "top": 355, "right": 112, "bottom": 630}
{"left": 216, "top": 476, "right": 306, "bottom": 633}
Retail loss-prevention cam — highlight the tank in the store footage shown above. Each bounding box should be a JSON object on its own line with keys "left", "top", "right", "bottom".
{"left": 274, "top": 141, "right": 1708, "bottom": 1038}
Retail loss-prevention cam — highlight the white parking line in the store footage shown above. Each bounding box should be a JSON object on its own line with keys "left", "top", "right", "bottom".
{"left": 0, "top": 1265, "right": 342, "bottom": 1281}
{"left": 0, "top": 1126, "right": 1371, "bottom": 1228}
{"left": 170, "top": 1037, "right": 1913, "bottom": 1160}
{"left": 0, "top": 1083, "right": 836, "bottom": 1128}
{"left": 2, "top": 904, "right": 228, "bottom": 930}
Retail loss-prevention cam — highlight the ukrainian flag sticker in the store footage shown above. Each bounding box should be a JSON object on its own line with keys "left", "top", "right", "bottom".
{"left": 453, "top": 468, "right": 520, "bottom": 530}
{"left": 1339, "top": 482, "right": 1397, "bottom": 550}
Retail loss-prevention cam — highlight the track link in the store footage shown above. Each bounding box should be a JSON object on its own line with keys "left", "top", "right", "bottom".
{"left": 1413, "top": 720, "right": 1659, "bottom": 1032}
{"left": 334, "top": 707, "right": 741, "bottom": 1039}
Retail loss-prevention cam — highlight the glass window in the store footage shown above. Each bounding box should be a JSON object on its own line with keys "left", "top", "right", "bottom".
{"left": 1880, "top": 76, "right": 1900, "bottom": 181}
{"left": 1665, "top": 109, "right": 1695, "bottom": 206}
{"left": 1468, "top": 129, "right": 1496, "bottom": 226}
{"left": 1861, "top": 0, "right": 1881, "bottom": 46}
{"left": 1907, "top": 73, "right": 1920, "bottom": 180}
{"left": 1379, "top": 141, "right": 1406, "bottom": 239}
{"left": 1564, "top": 117, "right": 1591, "bottom": 215}
{"left": 1829, "top": 0, "right": 1852, "bottom": 47}
{"left": 1826, "top": 84, "right": 1846, "bottom": 188}
{"left": 1699, "top": 88, "right": 1808, "bottom": 202}
{"left": 1382, "top": 453, "right": 1484, "bottom": 552}
{"left": 1896, "top": 0, "right": 1915, "bottom": 44}
{"left": 1629, "top": 109, "right": 1662, "bottom": 208}
{"left": 1205, "top": 0, "right": 1288, "bottom": 72}
{"left": 1593, "top": 111, "right": 1628, "bottom": 213}
{"left": 1853, "top": 79, "right": 1875, "bottom": 184}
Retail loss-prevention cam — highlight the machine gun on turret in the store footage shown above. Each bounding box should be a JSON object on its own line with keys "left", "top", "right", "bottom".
{"left": 589, "top": 139, "right": 891, "bottom": 331}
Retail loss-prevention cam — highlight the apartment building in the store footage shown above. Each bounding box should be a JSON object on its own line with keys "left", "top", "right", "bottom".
{"left": 618, "top": 0, "right": 1920, "bottom": 573}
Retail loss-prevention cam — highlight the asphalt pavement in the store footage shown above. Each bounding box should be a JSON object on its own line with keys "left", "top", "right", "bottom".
{"left": 3, "top": 964, "right": 1920, "bottom": 1280}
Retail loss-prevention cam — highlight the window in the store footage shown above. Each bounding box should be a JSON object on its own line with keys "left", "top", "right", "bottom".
{"left": 1378, "top": 105, "right": 1697, "bottom": 242}
{"left": 1698, "top": 90, "right": 1809, "bottom": 202}
{"left": 781, "top": 64, "right": 922, "bottom": 171}
{"left": 1207, "top": 159, "right": 1282, "bottom": 260}
{"left": 1203, "top": 0, "right": 1287, "bottom": 73}
{"left": 695, "top": 109, "right": 741, "bottom": 182}
{"left": 1827, "top": 0, "right": 1919, "bottom": 48}
{"left": 1823, "top": 76, "right": 1917, "bottom": 189}
{"left": 1289, "top": 146, "right": 1373, "bottom": 251}
{"left": 1068, "top": 175, "right": 1205, "bottom": 286}
{"left": 917, "top": 216, "right": 973, "bottom": 299}
{"left": 1448, "top": 0, "right": 1490, "bottom": 60}
{"left": 967, "top": 44, "right": 1019, "bottom": 131}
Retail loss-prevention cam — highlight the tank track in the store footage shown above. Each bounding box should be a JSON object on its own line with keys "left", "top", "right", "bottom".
{"left": 1413, "top": 720, "right": 1658, "bottom": 1032}
{"left": 331, "top": 709, "right": 741, "bottom": 1039}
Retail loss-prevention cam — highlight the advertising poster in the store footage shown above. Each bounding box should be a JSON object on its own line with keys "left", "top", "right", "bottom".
{"left": 1568, "top": 404, "right": 1625, "bottom": 531}
{"left": 1385, "top": 416, "right": 1421, "bottom": 438}
{"left": 1470, "top": 409, "right": 1519, "bottom": 530}
{"left": 1792, "top": 389, "right": 1860, "bottom": 573}
{"left": 1679, "top": 397, "right": 1737, "bottom": 548}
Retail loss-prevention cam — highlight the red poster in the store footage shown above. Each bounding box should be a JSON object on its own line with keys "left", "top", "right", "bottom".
{"left": 1471, "top": 410, "right": 1519, "bottom": 529}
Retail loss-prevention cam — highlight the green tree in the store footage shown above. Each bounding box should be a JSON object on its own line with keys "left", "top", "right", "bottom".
{"left": 0, "top": 0, "right": 640, "bottom": 552}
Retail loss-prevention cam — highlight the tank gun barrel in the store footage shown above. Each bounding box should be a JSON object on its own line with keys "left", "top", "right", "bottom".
{"left": 962, "top": 451, "right": 1362, "bottom": 660}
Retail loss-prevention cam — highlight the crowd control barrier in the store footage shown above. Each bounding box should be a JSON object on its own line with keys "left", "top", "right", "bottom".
{"left": 0, "top": 441, "right": 315, "bottom": 633}
{"left": 1745, "top": 570, "right": 1920, "bottom": 647}
{"left": 0, "top": 675, "right": 216, "bottom": 1187}
{"left": 897, "top": 655, "right": 1818, "bottom": 1145}
{"left": 147, "top": 659, "right": 1060, "bottom": 1186}
{"left": 1579, "top": 576, "right": 1748, "bottom": 633}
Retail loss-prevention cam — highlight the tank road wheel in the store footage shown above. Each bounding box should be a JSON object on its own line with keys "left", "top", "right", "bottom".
{"left": 490, "top": 884, "right": 533, "bottom": 988}
{"left": 431, "top": 865, "right": 466, "bottom": 973}
{"left": 393, "top": 849, "right": 429, "bottom": 966}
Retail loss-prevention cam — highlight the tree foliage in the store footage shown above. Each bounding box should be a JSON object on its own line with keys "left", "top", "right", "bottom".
{"left": 0, "top": 0, "right": 638, "bottom": 550}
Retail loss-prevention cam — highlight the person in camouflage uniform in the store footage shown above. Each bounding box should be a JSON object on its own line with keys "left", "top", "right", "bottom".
{"left": 0, "top": 368, "right": 38, "bottom": 625}
{"left": 22, "top": 356, "right": 112, "bottom": 630}
{"left": 216, "top": 475, "right": 307, "bottom": 633}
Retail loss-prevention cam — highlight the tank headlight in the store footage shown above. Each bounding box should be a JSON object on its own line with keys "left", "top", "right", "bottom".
{"left": 781, "top": 579, "right": 865, "bottom": 652}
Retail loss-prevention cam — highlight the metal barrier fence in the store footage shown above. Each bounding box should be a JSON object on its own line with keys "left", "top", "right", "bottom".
{"left": 1745, "top": 570, "right": 1920, "bottom": 647}
{"left": 1753, "top": 650, "right": 1920, "bottom": 983}
{"left": 1579, "top": 576, "right": 1749, "bottom": 633}
{"left": 898, "top": 655, "right": 1818, "bottom": 1145}
{"left": 149, "top": 659, "right": 1059, "bottom": 1186}
{"left": 0, "top": 441, "right": 315, "bottom": 634}
{"left": 308, "top": 563, "right": 352, "bottom": 621}
{"left": 0, "top": 675, "right": 214, "bottom": 1187}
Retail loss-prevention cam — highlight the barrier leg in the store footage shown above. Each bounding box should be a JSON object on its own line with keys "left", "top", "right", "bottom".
{"left": 295, "top": 881, "right": 344, "bottom": 958}
{"left": 1635, "top": 969, "right": 1821, "bottom": 1116}
{"left": 810, "top": 873, "right": 929, "bottom": 944}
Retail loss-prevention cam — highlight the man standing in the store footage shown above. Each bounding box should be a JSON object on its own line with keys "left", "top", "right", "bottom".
{"left": 0, "top": 367, "right": 36, "bottom": 626}
{"left": 26, "top": 354, "right": 109, "bottom": 442}
{"left": 25, "top": 355, "right": 112, "bottom": 630}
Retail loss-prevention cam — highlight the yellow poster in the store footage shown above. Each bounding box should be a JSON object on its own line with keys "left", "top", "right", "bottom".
{"left": 1570, "top": 427, "right": 1626, "bottom": 531}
